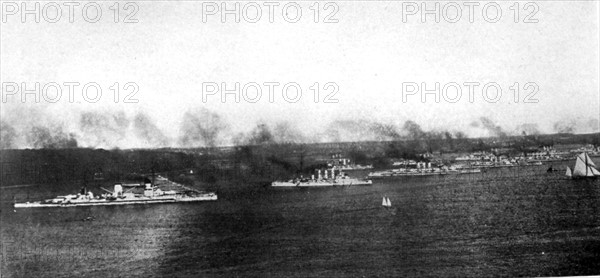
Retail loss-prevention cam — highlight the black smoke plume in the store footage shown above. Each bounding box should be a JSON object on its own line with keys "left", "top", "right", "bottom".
{"left": 324, "top": 120, "right": 402, "bottom": 142}
{"left": 79, "top": 111, "right": 129, "bottom": 147}
{"left": 553, "top": 119, "right": 576, "bottom": 134}
{"left": 133, "top": 113, "right": 169, "bottom": 147}
{"left": 470, "top": 117, "right": 507, "bottom": 137}
{"left": 402, "top": 120, "right": 426, "bottom": 140}
{"left": 239, "top": 123, "right": 275, "bottom": 145}
{"left": 514, "top": 123, "right": 540, "bottom": 136}
{"left": 179, "top": 108, "right": 228, "bottom": 147}
{"left": 26, "top": 126, "right": 78, "bottom": 149}
{"left": 273, "top": 122, "right": 309, "bottom": 144}
{"left": 0, "top": 120, "right": 17, "bottom": 149}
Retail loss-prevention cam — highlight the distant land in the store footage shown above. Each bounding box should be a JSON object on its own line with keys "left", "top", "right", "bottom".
{"left": 1, "top": 132, "right": 598, "bottom": 188}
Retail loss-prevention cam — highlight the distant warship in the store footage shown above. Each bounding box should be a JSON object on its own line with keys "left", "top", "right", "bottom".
{"left": 14, "top": 176, "right": 217, "bottom": 208}
{"left": 272, "top": 167, "right": 372, "bottom": 187}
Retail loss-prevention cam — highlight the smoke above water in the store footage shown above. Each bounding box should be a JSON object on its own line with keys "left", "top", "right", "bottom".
{"left": 133, "top": 113, "right": 169, "bottom": 148}
{"left": 79, "top": 111, "right": 129, "bottom": 147}
{"left": 553, "top": 119, "right": 577, "bottom": 134}
{"left": 232, "top": 122, "right": 309, "bottom": 145}
{"left": 470, "top": 117, "right": 507, "bottom": 138}
{"left": 179, "top": 108, "right": 228, "bottom": 148}
{"left": 323, "top": 120, "right": 402, "bottom": 142}
{"left": 514, "top": 123, "right": 541, "bottom": 136}
{"left": 1, "top": 107, "right": 598, "bottom": 149}
{"left": 1, "top": 120, "right": 17, "bottom": 149}
{"left": 552, "top": 118, "right": 600, "bottom": 134}
{"left": 26, "top": 125, "right": 78, "bottom": 149}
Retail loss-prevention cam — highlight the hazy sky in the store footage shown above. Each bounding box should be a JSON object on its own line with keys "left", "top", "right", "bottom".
{"left": 1, "top": 1, "right": 599, "bottom": 148}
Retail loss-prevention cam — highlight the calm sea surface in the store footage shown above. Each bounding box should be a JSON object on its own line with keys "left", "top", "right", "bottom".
{"left": 1, "top": 164, "right": 599, "bottom": 277}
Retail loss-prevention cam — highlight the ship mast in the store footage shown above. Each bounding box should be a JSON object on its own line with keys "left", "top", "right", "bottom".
{"left": 152, "top": 168, "right": 156, "bottom": 186}
{"left": 300, "top": 151, "right": 304, "bottom": 173}
{"left": 585, "top": 153, "right": 588, "bottom": 176}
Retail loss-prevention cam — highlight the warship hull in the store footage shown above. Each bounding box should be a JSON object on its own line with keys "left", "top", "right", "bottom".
{"left": 368, "top": 168, "right": 482, "bottom": 178}
{"left": 14, "top": 194, "right": 217, "bottom": 208}
{"left": 271, "top": 179, "right": 372, "bottom": 187}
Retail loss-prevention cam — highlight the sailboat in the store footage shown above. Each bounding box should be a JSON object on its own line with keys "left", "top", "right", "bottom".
{"left": 382, "top": 197, "right": 392, "bottom": 207}
{"left": 568, "top": 152, "right": 600, "bottom": 179}
{"left": 565, "top": 167, "right": 572, "bottom": 178}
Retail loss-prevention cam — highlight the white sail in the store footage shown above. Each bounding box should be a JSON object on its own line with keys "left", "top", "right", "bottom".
{"left": 386, "top": 198, "right": 392, "bottom": 207}
{"left": 382, "top": 197, "right": 387, "bottom": 206}
{"left": 589, "top": 166, "right": 600, "bottom": 176}
{"left": 582, "top": 153, "right": 597, "bottom": 168}
{"left": 565, "top": 167, "right": 572, "bottom": 177}
{"left": 572, "top": 156, "right": 589, "bottom": 177}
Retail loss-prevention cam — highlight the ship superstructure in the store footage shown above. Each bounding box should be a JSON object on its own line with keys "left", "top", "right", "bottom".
{"left": 14, "top": 177, "right": 217, "bottom": 208}
{"left": 272, "top": 167, "right": 372, "bottom": 187}
{"left": 368, "top": 162, "right": 482, "bottom": 178}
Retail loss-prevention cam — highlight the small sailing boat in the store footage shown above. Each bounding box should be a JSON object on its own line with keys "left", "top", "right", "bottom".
{"left": 382, "top": 197, "right": 392, "bottom": 207}
{"left": 567, "top": 152, "right": 600, "bottom": 179}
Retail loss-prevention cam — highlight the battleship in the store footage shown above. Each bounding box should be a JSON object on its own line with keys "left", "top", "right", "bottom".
{"left": 328, "top": 157, "right": 374, "bottom": 171}
{"left": 272, "top": 167, "right": 372, "bottom": 187}
{"left": 368, "top": 165, "right": 482, "bottom": 178}
{"left": 14, "top": 178, "right": 217, "bottom": 208}
{"left": 336, "top": 164, "right": 374, "bottom": 171}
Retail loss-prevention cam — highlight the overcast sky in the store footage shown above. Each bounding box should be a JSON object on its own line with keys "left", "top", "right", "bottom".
{"left": 1, "top": 1, "right": 599, "bottom": 148}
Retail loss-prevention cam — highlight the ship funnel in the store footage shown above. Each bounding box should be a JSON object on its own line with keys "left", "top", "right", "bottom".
{"left": 318, "top": 170, "right": 322, "bottom": 180}
{"left": 324, "top": 169, "right": 329, "bottom": 179}
{"left": 113, "top": 184, "right": 123, "bottom": 197}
